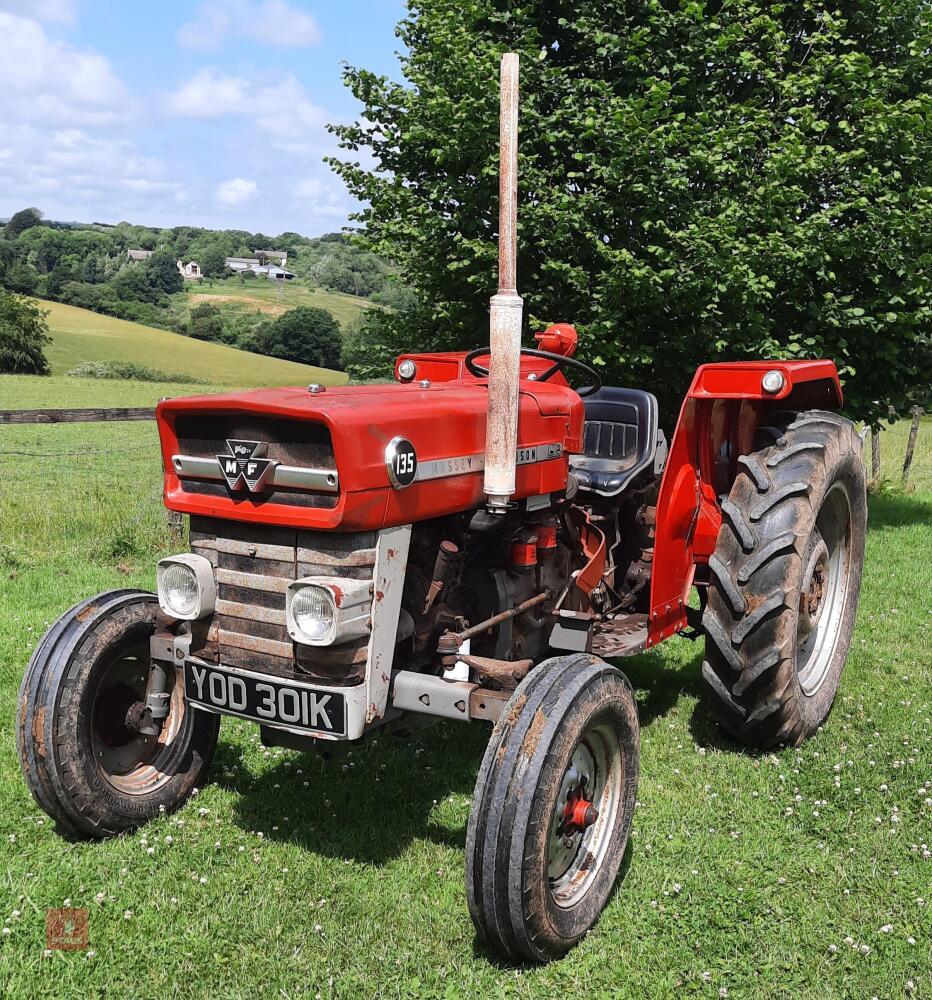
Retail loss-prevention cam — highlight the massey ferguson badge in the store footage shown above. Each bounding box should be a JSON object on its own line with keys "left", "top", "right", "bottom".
{"left": 17, "top": 53, "right": 867, "bottom": 964}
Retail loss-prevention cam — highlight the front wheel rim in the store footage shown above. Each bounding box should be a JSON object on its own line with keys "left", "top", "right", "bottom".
{"left": 796, "top": 482, "right": 853, "bottom": 696}
{"left": 547, "top": 722, "right": 623, "bottom": 908}
{"left": 89, "top": 640, "right": 187, "bottom": 795}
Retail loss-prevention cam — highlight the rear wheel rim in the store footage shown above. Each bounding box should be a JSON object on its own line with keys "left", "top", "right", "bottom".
{"left": 796, "top": 482, "right": 853, "bottom": 696}
{"left": 547, "top": 723, "right": 623, "bottom": 908}
{"left": 89, "top": 640, "right": 187, "bottom": 795}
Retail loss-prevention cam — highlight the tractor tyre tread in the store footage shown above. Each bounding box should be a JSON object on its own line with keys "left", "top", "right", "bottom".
{"left": 16, "top": 591, "right": 219, "bottom": 838}
{"left": 466, "top": 654, "right": 639, "bottom": 963}
{"left": 701, "top": 410, "right": 866, "bottom": 748}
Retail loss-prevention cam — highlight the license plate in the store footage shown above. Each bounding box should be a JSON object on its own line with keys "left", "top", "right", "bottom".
{"left": 184, "top": 660, "right": 346, "bottom": 737}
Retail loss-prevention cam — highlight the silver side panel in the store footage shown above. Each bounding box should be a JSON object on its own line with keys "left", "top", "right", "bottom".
{"left": 355, "top": 523, "right": 411, "bottom": 738}
{"left": 413, "top": 442, "right": 563, "bottom": 484}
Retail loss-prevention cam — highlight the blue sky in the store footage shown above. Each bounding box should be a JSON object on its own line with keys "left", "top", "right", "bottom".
{"left": 0, "top": 0, "right": 405, "bottom": 236}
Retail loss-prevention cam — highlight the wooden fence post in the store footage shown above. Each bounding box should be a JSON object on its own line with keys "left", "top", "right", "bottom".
{"left": 871, "top": 427, "right": 881, "bottom": 482}
{"left": 902, "top": 406, "right": 923, "bottom": 485}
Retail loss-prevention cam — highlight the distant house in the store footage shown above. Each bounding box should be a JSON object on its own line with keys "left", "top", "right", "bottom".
{"left": 255, "top": 265, "right": 295, "bottom": 281}
{"left": 225, "top": 256, "right": 261, "bottom": 272}
{"left": 224, "top": 256, "right": 295, "bottom": 280}
{"left": 177, "top": 260, "right": 201, "bottom": 280}
{"left": 127, "top": 249, "right": 155, "bottom": 261}
{"left": 256, "top": 250, "right": 288, "bottom": 265}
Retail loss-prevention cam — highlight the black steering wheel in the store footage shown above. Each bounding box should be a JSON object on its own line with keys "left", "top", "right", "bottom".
{"left": 464, "top": 347, "right": 601, "bottom": 398}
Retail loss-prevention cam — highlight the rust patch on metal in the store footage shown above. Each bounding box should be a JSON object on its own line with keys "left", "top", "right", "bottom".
{"left": 75, "top": 604, "right": 98, "bottom": 622}
{"left": 375, "top": 590, "right": 385, "bottom": 603}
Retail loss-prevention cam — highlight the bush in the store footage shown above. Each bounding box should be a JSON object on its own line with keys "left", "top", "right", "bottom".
{"left": 67, "top": 360, "right": 206, "bottom": 384}
{"left": 0, "top": 290, "right": 50, "bottom": 374}
{"left": 188, "top": 303, "right": 226, "bottom": 342}
{"left": 255, "top": 306, "right": 342, "bottom": 368}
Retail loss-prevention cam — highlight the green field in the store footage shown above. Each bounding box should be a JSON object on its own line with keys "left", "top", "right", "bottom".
{"left": 34, "top": 300, "right": 347, "bottom": 387}
{"left": 0, "top": 382, "right": 929, "bottom": 998}
{"left": 176, "top": 277, "right": 373, "bottom": 331}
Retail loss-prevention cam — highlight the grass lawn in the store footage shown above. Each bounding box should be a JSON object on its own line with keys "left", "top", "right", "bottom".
{"left": 177, "top": 277, "right": 373, "bottom": 330}
{"left": 0, "top": 384, "right": 929, "bottom": 998}
{"left": 35, "top": 299, "right": 348, "bottom": 387}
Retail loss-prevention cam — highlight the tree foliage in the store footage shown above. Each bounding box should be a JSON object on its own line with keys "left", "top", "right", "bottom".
{"left": 145, "top": 249, "right": 184, "bottom": 295}
{"left": 0, "top": 290, "right": 51, "bottom": 375}
{"left": 4, "top": 207, "right": 43, "bottom": 240}
{"left": 256, "top": 307, "right": 342, "bottom": 368}
{"left": 189, "top": 303, "right": 226, "bottom": 341}
{"left": 330, "top": 0, "right": 932, "bottom": 422}
{"left": 199, "top": 244, "right": 227, "bottom": 278}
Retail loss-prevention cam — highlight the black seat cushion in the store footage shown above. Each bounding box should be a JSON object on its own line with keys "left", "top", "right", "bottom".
{"left": 569, "top": 387, "right": 659, "bottom": 497}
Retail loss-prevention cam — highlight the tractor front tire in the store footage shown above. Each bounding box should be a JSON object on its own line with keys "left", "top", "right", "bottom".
{"left": 466, "top": 653, "right": 639, "bottom": 963}
{"left": 701, "top": 410, "right": 866, "bottom": 748}
{"left": 17, "top": 590, "right": 219, "bottom": 838}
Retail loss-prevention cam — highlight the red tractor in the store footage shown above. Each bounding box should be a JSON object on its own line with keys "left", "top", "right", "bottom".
{"left": 17, "top": 55, "right": 866, "bottom": 963}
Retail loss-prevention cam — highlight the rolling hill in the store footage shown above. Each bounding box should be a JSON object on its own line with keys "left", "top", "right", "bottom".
{"left": 38, "top": 299, "right": 348, "bottom": 387}
{"left": 176, "top": 278, "right": 373, "bottom": 330}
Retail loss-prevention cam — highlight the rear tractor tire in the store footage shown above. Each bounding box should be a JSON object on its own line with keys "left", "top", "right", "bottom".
{"left": 17, "top": 590, "right": 219, "bottom": 838}
{"left": 702, "top": 410, "right": 867, "bottom": 748}
{"left": 466, "top": 653, "right": 639, "bottom": 963}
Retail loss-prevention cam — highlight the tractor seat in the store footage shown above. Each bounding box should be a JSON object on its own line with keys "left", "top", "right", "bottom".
{"left": 569, "top": 387, "right": 661, "bottom": 497}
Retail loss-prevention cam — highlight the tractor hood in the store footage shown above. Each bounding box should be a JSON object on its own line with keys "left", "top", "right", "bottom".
{"left": 157, "top": 380, "right": 584, "bottom": 531}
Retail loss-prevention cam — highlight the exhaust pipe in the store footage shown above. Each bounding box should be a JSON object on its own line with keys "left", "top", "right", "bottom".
{"left": 483, "top": 52, "right": 523, "bottom": 512}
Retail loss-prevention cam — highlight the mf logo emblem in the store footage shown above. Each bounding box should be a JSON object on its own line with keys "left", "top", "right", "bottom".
{"left": 217, "top": 440, "right": 277, "bottom": 492}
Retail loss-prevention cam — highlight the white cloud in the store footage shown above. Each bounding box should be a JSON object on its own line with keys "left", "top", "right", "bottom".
{"left": 0, "top": 0, "right": 75, "bottom": 23}
{"left": 216, "top": 177, "right": 257, "bottom": 205}
{"left": 163, "top": 68, "right": 251, "bottom": 118}
{"left": 0, "top": 122, "right": 185, "bottom": 221}
{"left": 164, "top": 70, "right": 326, "bottom": 130}
{"left": 0, "top": 12, "right": 133, "bottom": 126}
{"left": 178, "top": 0, "right": 322, "bottom": 50}
{"left": 163, "top": 69, "right": 332, "bottom": 161}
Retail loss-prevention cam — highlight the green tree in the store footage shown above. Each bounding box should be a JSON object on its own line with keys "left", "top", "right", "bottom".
{"left": 189, "top": 303, "right": 226, "bottom": 341}
{"left": 112, "top": 264, "right": 158, "bottom": 303}
{"left": 0, "top": 290, "right": 51, "bottom": 374}
{"left": 5, "top": 261, "right": 39, "bottom": 295}
{"left": 4, "top": 207, "right": 43, "bottom": 240}
{"left": 144, "top": 249, "right": 184, "bottom": 295}
{"left": 330, "top": 1, "right": 932, "bottom": 424}
{"left": 256, "top": 307, "right": 342, "bottom": 368}
{"left": 199, "top": 244, "right": 227, "bottom": 279}
{"left": 45, "top": 264, "right": 73, "bottom": 299}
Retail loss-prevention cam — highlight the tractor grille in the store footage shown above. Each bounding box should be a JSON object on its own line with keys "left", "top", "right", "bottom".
{"left": 189, "top": 516, "right": 376, "bottom": 685}
{"left": 174, "top": 414, "right": 338, "bottom": 509}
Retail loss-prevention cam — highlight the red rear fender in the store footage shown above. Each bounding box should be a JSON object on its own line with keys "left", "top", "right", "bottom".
{"left": 648, "top": 361, "right": 843, "bottom": 645}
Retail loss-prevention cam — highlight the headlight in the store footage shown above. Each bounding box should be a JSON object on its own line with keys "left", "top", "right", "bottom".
{"left": 286, "top": 577, "right": 372, "bottom": 646}
{"left": 290, "top": 586, "right": 335, "bottom": 643}
{"left": 157, "top": 553, "right": 216, "bottom": 620}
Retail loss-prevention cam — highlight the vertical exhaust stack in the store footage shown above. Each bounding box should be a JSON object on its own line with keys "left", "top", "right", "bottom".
{"left": 483, "top": 52, "right": 524, "bottom": 513}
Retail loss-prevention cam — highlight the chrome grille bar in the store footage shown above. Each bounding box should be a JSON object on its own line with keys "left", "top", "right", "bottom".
{"left": 172, "top": 454, "right": 339, "bottom": 493}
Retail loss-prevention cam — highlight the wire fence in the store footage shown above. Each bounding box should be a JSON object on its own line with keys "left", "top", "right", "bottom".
{"left": 0, "top": 408, "right": 928, "bottom": 571}
{"left": 0, "top": 417, "right": 175, "bottom": 568}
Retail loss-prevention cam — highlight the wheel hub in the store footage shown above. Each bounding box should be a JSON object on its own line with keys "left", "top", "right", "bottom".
{"left": 795, "top": 483, "right": 854, "bottom": 697}
{"left": 560, "top": 783, "right": 598, "bottom": 835}
{"left": 798, "top": 535, "right": 830, "bottom": 639}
